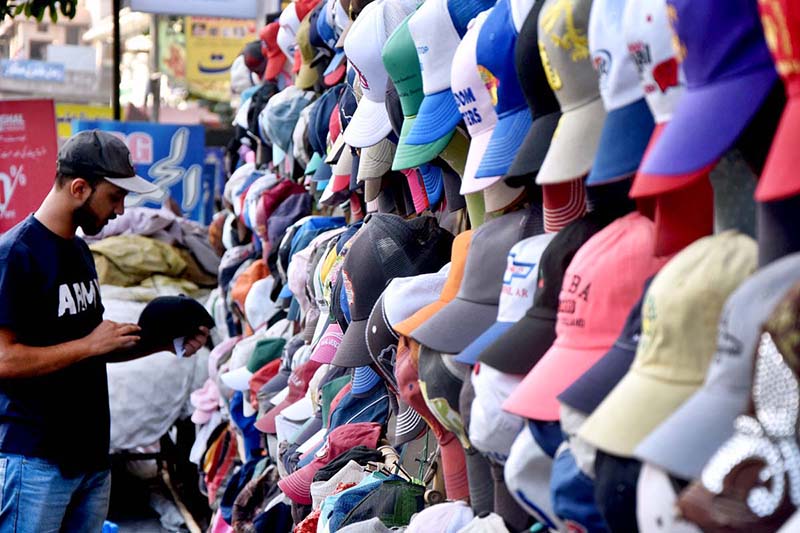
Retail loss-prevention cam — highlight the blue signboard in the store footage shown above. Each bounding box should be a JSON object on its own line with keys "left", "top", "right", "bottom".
{"left": 73, "top": 120, "right": 213, "bottom": 224}
{"left": 0, "top": 59, "right": 65, "bottom": 82}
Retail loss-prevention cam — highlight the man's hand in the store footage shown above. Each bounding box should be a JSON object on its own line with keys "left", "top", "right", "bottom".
{"left": 181, "top": 326, "right": 210, "bottom": 358}
{"left": 84, "top": 320, "right": 141, "bottom": 357}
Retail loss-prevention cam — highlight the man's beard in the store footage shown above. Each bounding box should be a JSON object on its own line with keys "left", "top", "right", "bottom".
{"left": 73, "top": 193, "right": 106, "bottom": 236}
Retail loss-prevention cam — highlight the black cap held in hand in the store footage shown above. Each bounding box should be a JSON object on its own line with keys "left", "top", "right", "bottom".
{"left": 138, "top": 295, "right": 214, "bottom": 349}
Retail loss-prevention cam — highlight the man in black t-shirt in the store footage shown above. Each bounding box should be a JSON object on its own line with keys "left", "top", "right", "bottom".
{"left": 0, "top": 130, "right": 209, "bottom": 532}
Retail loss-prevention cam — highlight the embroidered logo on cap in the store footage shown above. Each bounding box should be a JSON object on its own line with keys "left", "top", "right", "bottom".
{"left": 666, "top": 5, "right": 687, "bottom": 63}
{"left": 478, "top": 66, "right": 500, "bottom": 107}
{"left": 540, "top": 0, "right": 589, "bottom": 62}
{"left": 759, "top": 0, "right": 800, "bottom": 76}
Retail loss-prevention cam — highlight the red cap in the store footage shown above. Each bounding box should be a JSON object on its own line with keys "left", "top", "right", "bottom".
{"left": 255, "top": 179, "right": 306, "bottom": 243}
{"left": 755, "top": 0, "right": 800, "bottom": 201}
{"left": 323, "top": 60, "right": 347, "bottom": 87}
{"left": 255, "top": 360, "right": 321, "bottom": 434}
{"left": 262, "top": 22, "right": 287, "bottom": 81}
{"left": 542, "top": 179, "right": 586, "bottom": 233}
{"left": 329, "top": 103, "right": 342, "bottom": 145}
{"left": 248, "top": 359, "right": 281, "bottom": 412}
{"left": 503, "top": 213, "right": 671, "bottom": 421}
{"left": 296, "top": 0, "right": 321, "bottom": 20}
{"left": 630, "top": 123, "right": 714, "bottom": 198}
{"left": 278, "top": 422, "right": 382, "bottom": 505}
{"left": 654, "top": 174, "right": 713, "bottom": 257}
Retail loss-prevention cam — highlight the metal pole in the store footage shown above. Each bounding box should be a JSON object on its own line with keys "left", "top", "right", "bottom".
{"left": 112, "top": 0, "right": 121, "bottom": 120}
{"left": 150, "top": 14, "right": 160, "bottom": 123}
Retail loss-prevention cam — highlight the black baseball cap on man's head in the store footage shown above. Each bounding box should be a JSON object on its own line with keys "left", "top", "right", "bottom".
{"left": 57, "top": 130, "right": 158, "bottom": 194}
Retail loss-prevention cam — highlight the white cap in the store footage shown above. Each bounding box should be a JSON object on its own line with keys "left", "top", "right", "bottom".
{"left": 310, "top": 460, "right": 367, "bottom": 509}
{"left": 497, "top": 234, "right": 555, "bottom": 323}
{"left": 636, "top": 463, "right": 702, "bottom": 533}
{"left": 280, "top": 396, "right": 314, "bottom": 422}
{"left": 244, "top": 277, "right": 279, "bottom": 331}
{"left": 275, "top": 414, "right": 305, "bottom": 444}
{"left": 233, "top": 96, "right": 251, "bottom": 129}
{"left": 589, "top": 0, "right": 644, "bottom": 112}
{"left": 278, "top": 3, "right": 301, "bottom": 64}
{"left": 297, "top": 426, "right": 326, "bottom": 454}
{"left": 343, "top": 0, "right": 416, "bottom": 148}
{"left": 451, "top": 11, "right": 500, "bottom": 195}
{"left": 622, "top": 0, "right": 685, "bottom": 123}
{"left": 509, "top": 0, "right": 536, "bottom": 32}
{"left": 383, "top": 265, "right": 450, "bottom": 329}
{"left": 469, "top": 364, "right": 524, "bottom": 463}
{"left": 219, "top": 334, "right": 263, "bottom": 391}
{"left": 408, "top": 0, "right": 460, "bottom": 97}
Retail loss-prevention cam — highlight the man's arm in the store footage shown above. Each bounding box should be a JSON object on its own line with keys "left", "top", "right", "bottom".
{"left": 0, "top": 321, "right": 141, "bottom": 379}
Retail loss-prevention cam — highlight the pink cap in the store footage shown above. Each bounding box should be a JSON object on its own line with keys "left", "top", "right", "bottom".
{"left": 310, "top": 322, "right": 344, "bottom": 364}
{"left": 278, "top": 422, "right": 382, "bottom": 505}
{"left": 503, "top": 212, "right": 670, "bottom": 421}
{"left": 403, "top": 168, "right": 430, "bottom": 214}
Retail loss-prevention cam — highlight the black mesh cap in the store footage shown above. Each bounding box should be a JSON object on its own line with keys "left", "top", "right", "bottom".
{"left": 478, "top": 210, "right": 612, "bottom": 374}
{"left": 332, "top": 214, "right": 454, "bottom": 367}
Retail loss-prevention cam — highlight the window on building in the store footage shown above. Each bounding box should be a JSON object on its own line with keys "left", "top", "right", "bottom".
{"left": 37, "top": 23, "right": 48, "bottom": 33}
{"left": 66, "top": 26, "right": 82, "bottom": 45}
{"left": 29, "top": 40, "right": 49, "bottom": 60}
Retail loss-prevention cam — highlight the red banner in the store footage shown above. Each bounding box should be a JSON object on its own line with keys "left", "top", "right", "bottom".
{"left": 0, "top": 99, "right": 57, "bottom": 233}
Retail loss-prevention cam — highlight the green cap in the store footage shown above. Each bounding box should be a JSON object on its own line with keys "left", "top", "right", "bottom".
{"left": 320, "top": 374, "right": 351, "bottom": 427}
{"left": 465, "top": 191, "right": 486, "bottom": 228}
{"left": 247, "top": 338, "right": 286, "bottom": 373}
{"left": 382, "top": 14, "right": 453, "bottom": 171}
{"left": 305, "top": 151, "right": 323, "bottom": 176}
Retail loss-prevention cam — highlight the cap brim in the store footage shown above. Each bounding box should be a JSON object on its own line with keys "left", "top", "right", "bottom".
{"left": 357, "top": 139, "right": 396, "bottom": 181}
{"left": 351, "top": 366, "right": 383, "bottom": 396}
{"left": 405, "top": 90, "right": 461, "bottom": 146}
{"left": 633, "top": 384, "right": 747, "bottom": 480}
{"left": 343, "top": 98, "right": 393, "bottom": 148}
{"left": 323, "top": 49, "right": 346, "bottom": 77}
{"left": 281, "top": 396, "right": 314, "bottom": 422}
{"left": 392, "top": 115, "right": 454, "bottom": 171}
{"left": 474, "top": 108, "right": 533, "bottom": 179}
{"left": 331, "top": 319, "right": 372, "bottom": 367}
{"left": 641, "top": 67, "right": 777, "bottom": 177}
{"left": 629, "top": 123, "right": 712, "bottom": 198}
{"left": 326, "top": 134, "right": 347, "bottom": 164}
{"left": 586, "top": 98, "right": 655, "bottom": 186}
{"left": 392, "top": 403, "right": 427, "bottom": 447}
{"left": 220, "top": 366, "right": 254, "bottom": 391}
{"left": 324, "top": 62, "right": 346, "bottom": 87}
{"left": 478, "top": 311, "right": 556, "bottom": 375}
{"left": 506, "top": 110, "right": 562, "bottom": 181}
{"left": 556, "top": 344, "right": 635, "bottom": 416}
{"left": 536, "top": 97, "right": 606, "bottom": 185}
{"left": 460, "top": 128, "right": 501, "bottom": 195}
{"left": 756, "top": 97, "right": 800, "bottom": 202}
{"left": 393, "top": 300, "right": 446, "bottom": 338}
{"left": 265, "top": 54, "right": 288, "bottom": 81}
{"left": 578, "top": 368, "right": 699, "bottom": 458}
{"left": 295, "top": 65, "right": 319, "bottom": 90}
{"left": 277, "top": 463, "right": 317, "bottom": 505}
{"left": 410, "top": 298, "right": 498, "bottom": 354}
{"left": 484, "top": 180, "right": 525, "bottom": 213}
{"left": 502, "top": 343, "right": 606, "bottom": 422}
{"left": 454, "top": 320, "right": 513, "bottom": 365}
{"left": 105, "top": 175, "right": 159, "bottom": 194}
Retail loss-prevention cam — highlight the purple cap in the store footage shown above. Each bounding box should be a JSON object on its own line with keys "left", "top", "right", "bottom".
{"left": 640, "top": 0, "right": 778, "bottom": 177}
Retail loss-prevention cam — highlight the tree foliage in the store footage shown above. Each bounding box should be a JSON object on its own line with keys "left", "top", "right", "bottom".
{"left": 1, "top": 1, "right": 78, "bottom": 22}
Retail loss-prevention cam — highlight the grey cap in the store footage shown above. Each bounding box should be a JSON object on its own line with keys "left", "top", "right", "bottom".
{"left": 410, "top": 205, "right": 544, "bottom": 353}
{"left": 535, "top": 0, "right": 606, "bottom": 185}
{"left": 634, "top": 251, "right": 800, "bottom": 480}
{"left": 57, "top": 130, "right": 157, "bottom": 194}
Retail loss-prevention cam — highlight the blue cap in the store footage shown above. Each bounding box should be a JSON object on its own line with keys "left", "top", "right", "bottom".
{"left": 229, "top": 392, "right": 263, "bottom": 461}
{"left": 551, "top": 447, "right": 608, "bottom": 532}
{"left": 586, "top": 98, "right": 654, "bottom": 186}
{"left": 351, "top": 366, "right": 383, "bottom": 397}
{"left": 455, "top": 320, "right": 514, "bottom": 365}
{"left": 447, "top": 0, "right": 496, "bottom": 37}
{"left": 316, "top": 4, "right": 338, "bottom": 51}
{"left": 325, "top": 49, "right": 346, "bottom": 78}
{"left": 419, "top": 163, "right": 444, "bottom": 207}
{"left": 309, "top": 85, "right": 345, "bottom": 155}
{"left": 313, "top": 162, "right": 334, "bottom": 182}
{"left": 474, "top": 0, "right": 532, "bottom": 179}
{"left": 405, "top": 90, "right": 461, "bottom": 146}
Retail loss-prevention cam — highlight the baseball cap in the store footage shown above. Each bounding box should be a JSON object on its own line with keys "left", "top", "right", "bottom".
{"left": 343, "top": 0, "right": 416, "bottom": 148}
{"left": 473, "top": 0, "right": 533, "bottom": 179}
{"left": 390, "top": 339, "right": 429, "bottom": 445}
{"left": 256, "top": 359, "right": 322, "bottom": 434}
{"left": 504, "top": 422, "right": 563, "bottom": 531}
{"left": 477, "top": 210, "right": 612, "bottom": 375}
{"left": 332, "top": 214, "right": 454, "bottom": 367}
{"left": 262, "top": 86, "right": 316, "bottom": 152}
{"left": 557, "top": 277, "right": 652, "bottom": 416}
{"left": 756, "top": 0, "right": 800, "bottom": 201}
{"left": 636, "top": 464, "right": 702, "bottom": 533}
{"left": 138, "top": 295, "right": 214, "bottom": 349}
{"left": 456, "top": 233, "right": 555, "bottom": 365}
{"left": 468, "top": 363, "right": 524, "bottom": 463}
{"left": 350, "top": 365, "right": 383, "bottom": 396}
{"left": 221, "top": 338, "right": 287, "bottom": 392}
{"left": 310, "top": 322, "right": 344, "bottom": 364}
{"left": 405, "top": 0, "right": 464, "bottom": 146}
{"left": 586, "top": 0, "right": 655, "bottom": 186}
{"left": 418, "top": 347, "right": 471, "bottom": 449}
{"left": 456, "top": 513, "right": 509, "bottom": 533}
{"left": 295, "top": 13, "right": 320, "bottom": 90}
{"left": 405, "top": 501, "right": 473, "bottom": 533}
{"left": 503, "top": 212, "right": 669, "bottom": 422}
{"left": 505, "top": 0, "right": 562, "bottom": 181}
{"left": 262, "top": 22, "right": 288, "bottom": 81}
{"left": 579, "top": 231, "right": 757, "bottom": 457}
{"left": 634, "top": 252, "right": 800, "bottom": 480}
{"left": 58, "top": 130, "right": 158, "bottom": 194}
{"left": 483, "top": 180, "right": 526, "bottom": 214}
{"left": 357, "top": 138, "right": 396, "bottom": 182}
{"left": 640, "top": 0, "right": 778, "bottom": 177}
{"left": 535, "top": 0, "right": 606, "bottom": 185}
{"left": 278, "top": 3, "right": 301, "bottom": 64}
{"left": 451, "top": 11, "right": 502, "bottom": 195}
{"left": 393, "top": 230, "right": 472, "bottom": 338}
{"left": 278, "top": 422, "right": 382, "bottom": 505}
{"left": 542, "top": 180, "right": 587, "bottom": 232}
{"left": 384, "top": 15, "right": 455, "bottom": 172}
{"left": 411, "top": 206, "right": 544, "bottom": 354}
